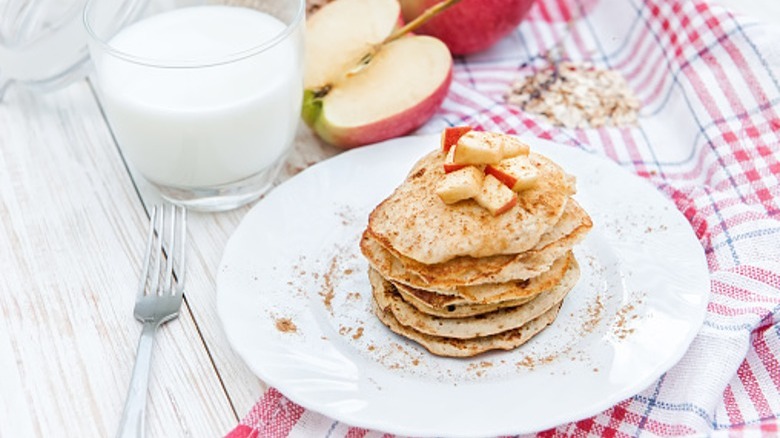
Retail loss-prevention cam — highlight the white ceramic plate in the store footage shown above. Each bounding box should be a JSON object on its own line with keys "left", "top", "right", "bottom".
{"left": 217, "top": 134, "right": 709, "bottom": 437}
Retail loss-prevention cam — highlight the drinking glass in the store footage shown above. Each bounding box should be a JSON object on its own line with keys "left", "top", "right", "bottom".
{"left": 84, "top": 0, "right": 305, "bottom": 211}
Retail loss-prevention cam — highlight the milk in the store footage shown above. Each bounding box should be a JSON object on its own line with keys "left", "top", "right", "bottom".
{"left": 95, "top": 6, "right": 302, "bottom": 188}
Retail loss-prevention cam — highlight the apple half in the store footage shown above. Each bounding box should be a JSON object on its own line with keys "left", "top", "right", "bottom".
{"left": 302, "top": 0, "right": 453, "bottom": 149}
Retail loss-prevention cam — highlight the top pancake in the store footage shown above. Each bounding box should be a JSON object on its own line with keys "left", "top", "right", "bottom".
{"left": 361, "top": 199, "right": 592, "bottom": 290}
{"left": 367, "top": 148, "right": 576, "bottom": 264}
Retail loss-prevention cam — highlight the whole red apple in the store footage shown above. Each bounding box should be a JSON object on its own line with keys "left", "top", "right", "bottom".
{"left": 399, "top": 0, "right": 536, "bottom": 55}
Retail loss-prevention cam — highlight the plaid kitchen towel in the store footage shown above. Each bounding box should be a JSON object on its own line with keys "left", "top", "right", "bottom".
{"left": 227, "top": 0, "right": 780, "bottom": 436}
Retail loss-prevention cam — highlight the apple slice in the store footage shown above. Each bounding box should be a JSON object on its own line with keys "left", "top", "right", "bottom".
{"left": 440, "top": 126, "right": 472, "bottom": 152}
{"left": 302, "top": 0, "right": 454, "bottom": 149}
{"left": 484, "top": 155, "right": 539, "bottom": 192}
{"left": 435, "top": 166, "right": 484, "bottom": 204}
{"left": 443, "top": 146, "right": 467, "bottom": 173}
{"left": 461, "top": 131, "right": 529, "bottom": 159}
{"left": 452, "top": 131, "right": 504, "bottom": 165}
{"left": 475, "top": 174, "right": 517, "bottom": 215}
{"left": 501, "top": 137, "right": 530, "bottom": 158}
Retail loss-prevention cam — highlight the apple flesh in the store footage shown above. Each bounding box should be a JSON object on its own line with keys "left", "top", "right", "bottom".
{"left": 443, "top": 146, "right": 467, "bottom": 173}
{"left": 399, "top": 0, "right": 536, "bottom": 55}
{"left": 302, "top": 0, "right": 453, "bottom": 149}
{"left": 435, "top": 166, "right": 484, "bottom": 204}
{"left": 452, "top": 131, "right": 506, "bottom": 165}
{"left": 485, "top": 155, "right": 539, "bottom": 192}
{"left": 500, "top": 136, "right": 530, "bottom": 158}
{"left": 475, "top": 174, "right": 518, "bottom": 215}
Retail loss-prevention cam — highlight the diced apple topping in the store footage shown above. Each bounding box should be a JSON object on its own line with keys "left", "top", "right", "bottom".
{"left": 443, "top": 146, "right": 467, "bottom": 173}
{"left": 440, "top": 126, "right": 473, "bottom": 152}
{"left": 475, "top": 174, "right": 518, "bottom": 215}
{"left": 435, "top": 166, "right": 484, "bottom": 204}
{"left": 484, "top": 155, "right": 539, "bottom": 192}
{"left": 435, "top": 128, "right": 535, "bottom": 215}
{"left": 500, "top": 137, "right": 530, "bottom": 158}
{"left": 452, "top": 131, "right": 504, "bottom": 165}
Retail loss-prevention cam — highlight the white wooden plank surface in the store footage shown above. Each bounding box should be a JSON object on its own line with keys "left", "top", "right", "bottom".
{"left": 0, "top": 81, "right": 238, "bottom": 437}
{"left": 109, "top": 90, "right": 342, "bottom": 416}
{"left": 195, "top": 131, "right": 341, "bottom": 416}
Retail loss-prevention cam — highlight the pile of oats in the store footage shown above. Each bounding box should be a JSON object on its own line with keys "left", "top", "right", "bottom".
{"left": 507, "top": 61, "right": 641, "bottom": 129}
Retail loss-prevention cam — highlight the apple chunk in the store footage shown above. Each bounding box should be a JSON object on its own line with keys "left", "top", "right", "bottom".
{"left": 475, "top": 174, "right": 517, "bottom": 215}
{"left": 440, "top": 126, "right": 472, "bottom": 152}
{"left": 435, "top": 166, "right": 484, "bottom": 204}
{"left": 443, "top": 146, "right": 466, "bottom": 173}
{"left": 452, "top": 131, "right": 504, "bottom": 165}
{"left": 484, "top": 155, "right": 539, "bottom": 192}
{"left": 501, "top": 137, "right": 530, "bottom": 158}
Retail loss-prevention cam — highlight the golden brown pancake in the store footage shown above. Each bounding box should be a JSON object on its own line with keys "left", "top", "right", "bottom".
{"left": 392, "top": 283, "right": 537, "bottom": 318}
{"left": 367, "top": 149, "right": 576, "bottom": 264}
{"left": 373, "top": 298, "right": 562, "bottom": 358}
{"left": 437, "top": 252, "right": 572, "bottom": 302}
{"left": 361, "top": 200, "right": 592, "bottom": 290}
{"left": 361, "top": 133, "right": 592, "bottom": 358}
{"left": 391, "top": 253, "right": 573, "bottom": 318}
{"left": 370, "top": 259, "right": 578, "bottom": 339}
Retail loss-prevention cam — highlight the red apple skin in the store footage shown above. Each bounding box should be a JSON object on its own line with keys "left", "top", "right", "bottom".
{"left": 484, "top": 164, "right": 517, "bottom": 189}
{"left": 314, "top": 67, "right": 453, "bottom": 149}
{"left": 493, "top": 195, "right": 518, "bottom": 216}
{"left": 443, "top": 162, "right": 467, "bottom": 173}
{"left": 400, "top": 0, "right": 536, "bottom": 55}
{"left": 443, "top": 145, "right": 466, "bottom": 172}
{"left": 441, "top": 126, "right": 472, "bottom": 152}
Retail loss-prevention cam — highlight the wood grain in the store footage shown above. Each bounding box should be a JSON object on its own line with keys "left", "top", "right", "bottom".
{"left": 0, "top": 82, "right": 236, "bottom": 437}
{"left": 108, "top": 90, "right": 343, "bottom": 416}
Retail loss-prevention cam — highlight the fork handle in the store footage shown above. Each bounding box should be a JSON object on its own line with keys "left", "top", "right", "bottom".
{"left": 116, "top": 321, "right": 158, "bottom": 438}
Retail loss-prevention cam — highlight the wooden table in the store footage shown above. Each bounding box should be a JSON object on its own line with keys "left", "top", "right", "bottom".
{"left": 0, "top": 78, "right": 340, "bottom": 436}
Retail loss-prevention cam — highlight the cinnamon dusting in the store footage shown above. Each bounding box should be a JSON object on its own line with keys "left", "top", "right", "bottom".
{"left": 612, "top": 296, "right": 643, "bottom": 340}
{"left": 274, "top": 317, "right": 297, "bottom": 334}
{"left": 581, "top": 294, "right": 604, "bottom": 334}
{"left": 319, "top": 254, "right": 340, "bottom": 313}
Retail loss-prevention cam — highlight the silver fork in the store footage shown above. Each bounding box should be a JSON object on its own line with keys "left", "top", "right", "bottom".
{"left": 116, "top": 204, "right": 187, "bottom": 438}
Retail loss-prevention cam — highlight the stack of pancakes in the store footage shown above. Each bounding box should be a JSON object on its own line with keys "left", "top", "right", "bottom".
{"left": 360, "top": 142, "right": 592, "bottom": 357}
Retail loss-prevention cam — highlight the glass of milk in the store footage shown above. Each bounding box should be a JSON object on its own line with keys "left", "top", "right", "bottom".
{"left": 84, "top": 0, "right": 304, "bottom": 211}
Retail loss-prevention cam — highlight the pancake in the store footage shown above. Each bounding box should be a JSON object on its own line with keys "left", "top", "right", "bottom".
{"left": 361, "top": 200, "right": 592, "bottom": 290}
{"left": 436, "top": 252, "right": 572, "bottom": 303}
{"left": 393, "top": 283, "right": 537, "bottom": 318}
{"left": 370, "top": 258, "right": 578, "bottom": 339}
{"left": 367, "top": 149, "right": 576, "bottom": 264}
{"left": 373, "top": 298, "right": 562, "bottom": 358}
{"left": 393, "top": 253, "right": 573, "bottom": 317}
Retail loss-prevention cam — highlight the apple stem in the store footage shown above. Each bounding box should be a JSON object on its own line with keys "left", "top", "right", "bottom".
{"left": 383, "top": 0, "right": 463, "bottom": 45}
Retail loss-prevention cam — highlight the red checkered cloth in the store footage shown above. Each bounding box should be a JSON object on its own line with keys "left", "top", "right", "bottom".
{"left": 227, "top": 0, "right": 780, "bottom": 436}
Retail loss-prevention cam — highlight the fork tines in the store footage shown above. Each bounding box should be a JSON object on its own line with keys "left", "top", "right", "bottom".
{"left": 138, "top": 204, "right": 187, "bottom": 297}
